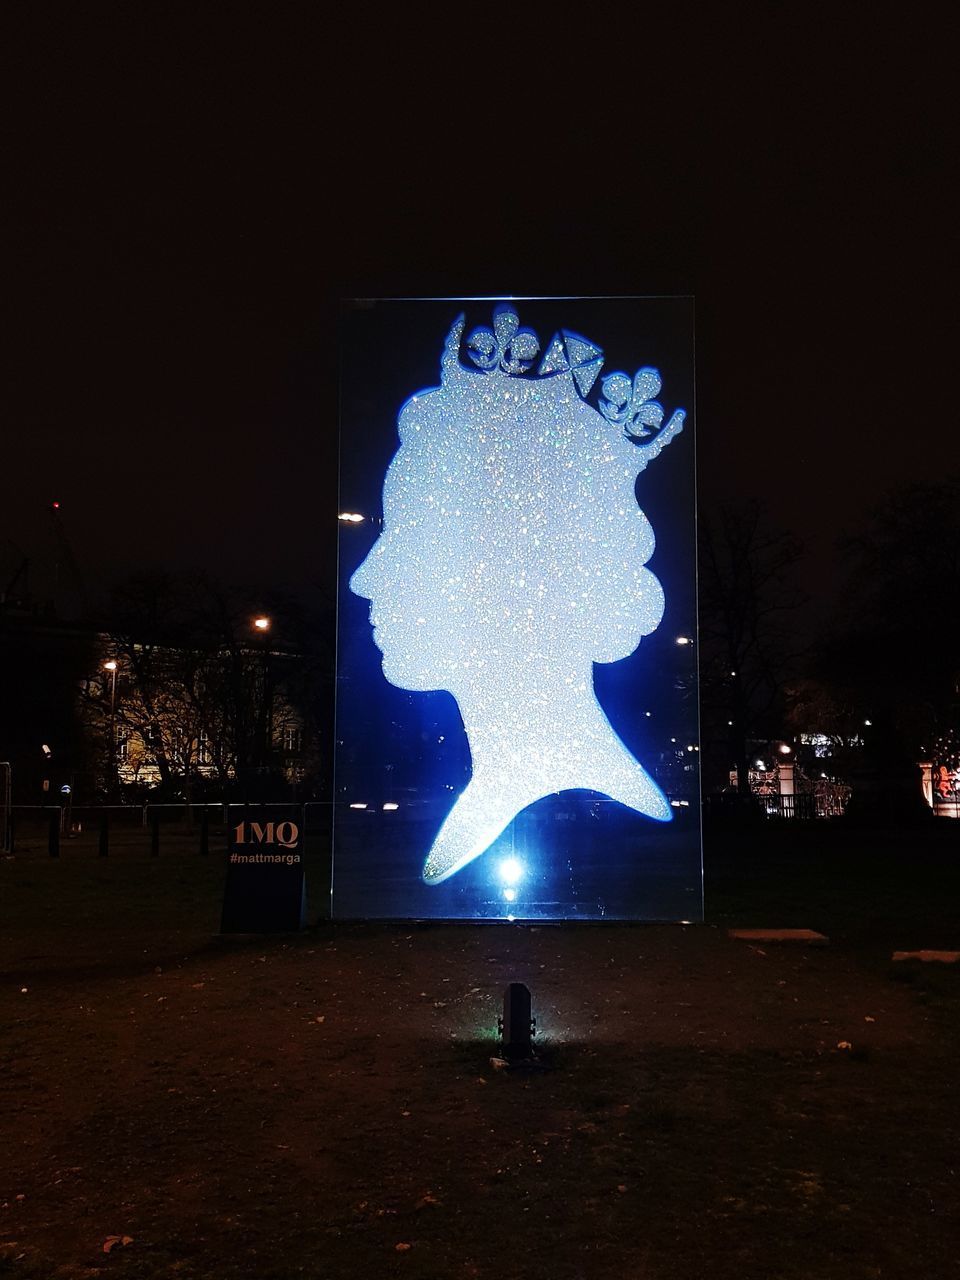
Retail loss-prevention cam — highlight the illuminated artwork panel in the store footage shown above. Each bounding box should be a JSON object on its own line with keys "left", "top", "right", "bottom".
{"left": 334, "top": 298, "right": 700, "bottom": 920}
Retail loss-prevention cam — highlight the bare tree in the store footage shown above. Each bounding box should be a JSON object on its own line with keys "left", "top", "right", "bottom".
{"left": 698, "top": 500, "right": 805, "bottom": 796}
{"left": 84, "top": 573, "right": 325, "bottom": 802}
{"left": 822, "top": 477, "right": 960, "bottom": 756}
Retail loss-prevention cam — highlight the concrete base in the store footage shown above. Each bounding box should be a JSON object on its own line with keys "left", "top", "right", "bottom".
{"left": 891, "top": 950, "right": 960, "bottom": 964}
{"left": 728, "top": 928, "right": 829, "bottom": 945}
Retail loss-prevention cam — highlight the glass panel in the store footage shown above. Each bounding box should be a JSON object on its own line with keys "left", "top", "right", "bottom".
{"left": 334, "top": 297, "right": 700, "bottom": 920}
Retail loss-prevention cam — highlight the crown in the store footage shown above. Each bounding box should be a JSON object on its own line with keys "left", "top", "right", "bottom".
{"left": 444, "top": 304, "right": 686, "bottom": 456}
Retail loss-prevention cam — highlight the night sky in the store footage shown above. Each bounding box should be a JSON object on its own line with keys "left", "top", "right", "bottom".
{"left": 5, "top": 11, "right": 949, "bottom": 619}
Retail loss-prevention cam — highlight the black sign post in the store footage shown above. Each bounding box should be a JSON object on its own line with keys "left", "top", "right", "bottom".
{"left": 220, "top": 806, "right": 307, "bottom": 933}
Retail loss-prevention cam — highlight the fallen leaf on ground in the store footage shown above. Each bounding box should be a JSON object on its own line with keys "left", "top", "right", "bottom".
{"left": 102, "top": 1235, "right": 134, "bottom": 1253}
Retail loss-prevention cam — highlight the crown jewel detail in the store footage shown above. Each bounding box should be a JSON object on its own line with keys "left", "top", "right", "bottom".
{"left": 466, "top": 305, "right": 540, "bottom": 374}
{"left": 599, "top": 368, "right": 666, "bottom": 440}
{"left": 458, "top": 305, "right": 685, "bottom": 451}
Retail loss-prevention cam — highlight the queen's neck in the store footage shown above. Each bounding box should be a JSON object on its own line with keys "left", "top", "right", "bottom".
{"left": 458, "top": 675, "right": 622, "bottom": 791}
{"left": 421, "top": 669, "right": 671, "bottom": 884}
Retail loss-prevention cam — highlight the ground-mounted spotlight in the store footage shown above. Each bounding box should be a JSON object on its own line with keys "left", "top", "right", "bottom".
{"left": 497, "top": 982, "right": 536, "bottom": 1062}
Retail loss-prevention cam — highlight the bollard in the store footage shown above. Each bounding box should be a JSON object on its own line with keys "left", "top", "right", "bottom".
{"left": 150, "top": 812, "right": 160, "bottom": 856}
{"left": 48, "top": 810, "right": 60, "bottom": 857}
{"left": 200, "top": 806, "right": 209, "bottom": 857}
{"left": 498, "top": 982, "right": 536, "bottom": 1061}
{"left": 99, "top": 812, "right": 109, "bottom": 857}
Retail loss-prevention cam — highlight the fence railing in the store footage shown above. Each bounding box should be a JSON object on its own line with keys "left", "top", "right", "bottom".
{"left": 759, "top": 792, "right": 849, "bottom": 820}
{"left": 6, "top": 801, "right": 337, "bottom": 856}
{"left": 0, "top": 763, "right": 10, "bottom": 852}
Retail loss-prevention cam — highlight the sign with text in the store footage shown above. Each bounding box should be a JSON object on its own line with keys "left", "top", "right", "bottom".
{"left": 335, "top": 297, "right": 701, "bottom": 921}
{"left": 220, "top": 808, "right": 306, "bottom": 933}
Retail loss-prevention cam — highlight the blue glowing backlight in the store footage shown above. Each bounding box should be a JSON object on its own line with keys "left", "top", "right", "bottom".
{"left": 334, "top": 298, "right": 701, "bottom": 921}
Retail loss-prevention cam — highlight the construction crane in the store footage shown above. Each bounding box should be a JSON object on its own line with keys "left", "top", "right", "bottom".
{"left": 1, "top": 541, "right": 30, "bottom": 608}
{"left": 48, "top": 501, "right": 88, "bottom": 617}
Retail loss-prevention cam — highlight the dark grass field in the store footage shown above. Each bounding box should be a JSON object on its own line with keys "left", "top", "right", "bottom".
{"left": 1, "top": 817, "right": 958, "bottom": 1279}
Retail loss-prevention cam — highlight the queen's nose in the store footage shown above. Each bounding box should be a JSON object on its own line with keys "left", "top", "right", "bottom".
{"left": 349, "top": 540, "right": 381, "bottom": 600}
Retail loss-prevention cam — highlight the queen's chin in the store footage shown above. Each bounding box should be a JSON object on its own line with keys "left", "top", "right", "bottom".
{"left": 377, "top": 647, "right": 440, "bottom": 694}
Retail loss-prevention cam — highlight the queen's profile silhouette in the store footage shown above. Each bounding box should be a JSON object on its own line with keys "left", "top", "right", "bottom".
{"left": 350, "top": 305, "right": 685, "bottom": 885}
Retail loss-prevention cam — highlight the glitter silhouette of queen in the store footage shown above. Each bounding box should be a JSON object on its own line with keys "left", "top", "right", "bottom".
{"left": 350, "top": 305, "right": 686, "bottom": 885}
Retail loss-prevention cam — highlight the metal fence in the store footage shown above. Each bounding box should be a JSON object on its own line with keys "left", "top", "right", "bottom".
{"left": 0, "top": 763, "right": 10, "bottom": 852}
{"left": 759, "top": 792, "right": 850, "bottom": 820}
{"left": 5, "top": 801, "right": 336, "bottom": 855}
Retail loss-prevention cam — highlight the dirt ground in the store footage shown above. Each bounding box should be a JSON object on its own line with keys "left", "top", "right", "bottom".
{"left": 1, "top": 821, "right": 959, "bottom": 1279}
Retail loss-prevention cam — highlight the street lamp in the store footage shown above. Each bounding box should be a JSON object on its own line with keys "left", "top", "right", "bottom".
{"left": 251, "top": 617, "right": 273, "bottom": 770}
{"left": 103, "top": 661, "right": 118, "bottom": 796}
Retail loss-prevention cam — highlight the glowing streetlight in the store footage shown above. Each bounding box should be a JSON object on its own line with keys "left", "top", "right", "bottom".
{"left": 338, "top": 512, "right": 365, "bottom": 523}
{"left": 253, "top": 616, "right": 271, "bottom": 632}
{"left": 103, "top": 661, "right": 118, "bottom": 794}
{"left": 675, "top": 635, "right": 692, "bottom": 646}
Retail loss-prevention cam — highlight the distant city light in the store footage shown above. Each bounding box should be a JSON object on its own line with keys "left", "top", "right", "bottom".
{"left": 755, "top": 759, "right": 767, "bottom": 770}
{"left": 41, "top": 744, "right": 52, "bottom": 758}
{"left": 338, "top": 512, "right": 365, "bottom": 523}
{"left": 779, "top": 744, "right": 792, "bottom": 755}
{"left": 864, "top": 719, "right": 873, "bottom": 726}
{"left": 382, "top": 802, "right": 399, "bottom": 811}
{"left": 675, "top": 635, "right": 692, "bottom": 646}
{"left": 349, "top": 802, "right": 368, "bottom": 810}
{"left": 253, "top": 616, "right": 271, "bottom": 631}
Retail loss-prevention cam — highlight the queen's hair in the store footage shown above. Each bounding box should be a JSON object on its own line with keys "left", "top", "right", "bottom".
{"left": 374, "top": 312, "right": 678, "bottom": 666}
